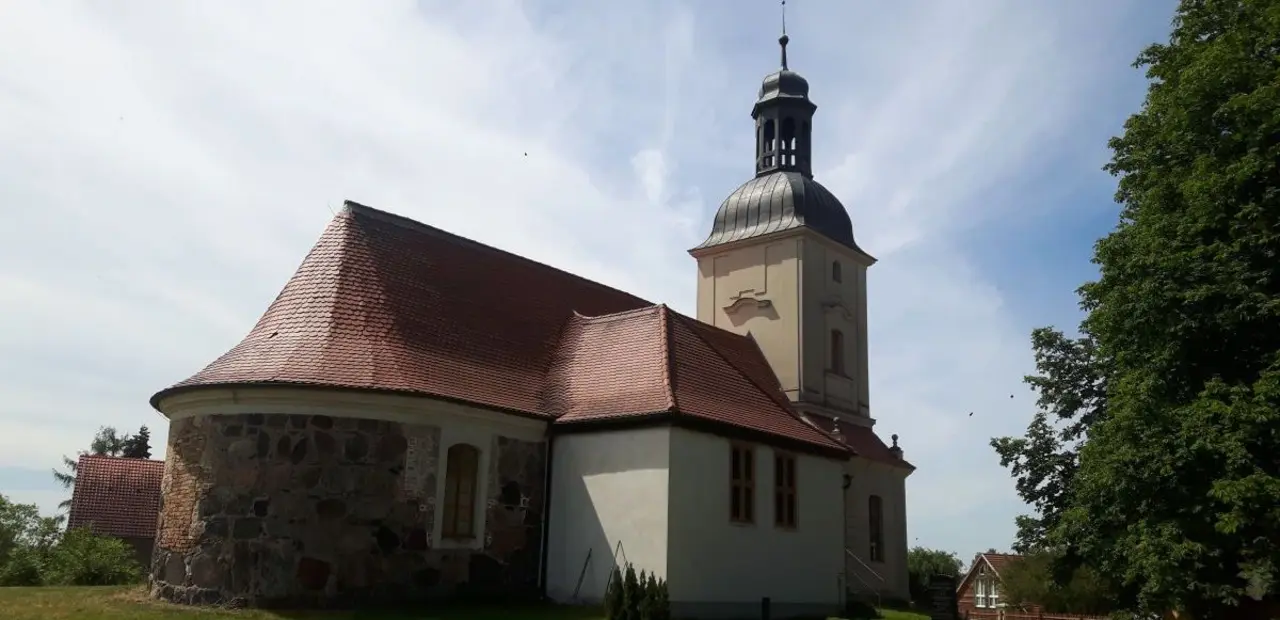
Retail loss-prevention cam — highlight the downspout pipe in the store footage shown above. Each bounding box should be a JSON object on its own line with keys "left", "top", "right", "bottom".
{"left": 538, "top": 434, "right": 555, "bottom": 600}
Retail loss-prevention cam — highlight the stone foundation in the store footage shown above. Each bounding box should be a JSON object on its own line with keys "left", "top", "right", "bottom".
{"left": 150, "top": 412, "right": 546, "bottom": 608}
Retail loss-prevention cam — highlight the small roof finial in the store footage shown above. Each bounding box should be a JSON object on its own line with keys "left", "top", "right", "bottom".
{"left": 779, "top": 0, "right": 790, "bottom": 70}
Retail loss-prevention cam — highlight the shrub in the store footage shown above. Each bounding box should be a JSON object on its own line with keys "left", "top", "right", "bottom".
{"left": 608, "top": 562, "right": 670, "bottom": 620}
{"left": 605, "top": 565, "right": 625, "bottom": 619}
{"left": 621, "top": 563, "right": 640, "bottom": 620}
{"left": 654, "top": 575, "right": 670, "bottom": 620}
{"left": 0, "top": 546, "right": 44, "bottom": 586}
{"left": 41, "top": 527, "right": 142, "bottom": 586}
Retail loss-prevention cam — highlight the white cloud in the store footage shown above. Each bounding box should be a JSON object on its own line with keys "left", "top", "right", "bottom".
{"left": 0, "top": 0, "right": 1153, "bottom": 556}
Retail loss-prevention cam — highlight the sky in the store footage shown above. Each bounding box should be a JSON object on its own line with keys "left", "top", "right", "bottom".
{"left": 0, "top": 0, "right": 1177, "bottom": 561}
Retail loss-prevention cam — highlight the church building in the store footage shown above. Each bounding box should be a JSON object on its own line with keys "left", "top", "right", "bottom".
{"left": 147, "top": 31, "right": 912, "bottom": 619}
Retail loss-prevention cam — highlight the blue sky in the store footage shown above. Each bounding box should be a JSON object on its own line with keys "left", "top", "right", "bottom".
{"left": 0, "top": 0, "right": 1175, "bottom": 561}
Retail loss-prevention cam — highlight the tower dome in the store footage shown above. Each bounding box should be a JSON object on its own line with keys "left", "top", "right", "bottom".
{"left": 693, "top": 31, "right": 862, "bottom": 253}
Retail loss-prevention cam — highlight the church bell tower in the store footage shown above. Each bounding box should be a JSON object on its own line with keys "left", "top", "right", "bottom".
{"left": 689, "top": 30, "right": 878, "bottom": 427}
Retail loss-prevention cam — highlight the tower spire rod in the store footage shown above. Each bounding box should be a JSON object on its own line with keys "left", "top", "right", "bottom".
{"left": 779, "top": 1, "right": 790, "bottom": 70}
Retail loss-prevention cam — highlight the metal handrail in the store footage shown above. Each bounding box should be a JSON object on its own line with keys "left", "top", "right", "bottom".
{"left": 845, "top": 548, "right": 886, "bottom": 583}
{"left": 843, "top": 548, "right": 884, "bottom": 610}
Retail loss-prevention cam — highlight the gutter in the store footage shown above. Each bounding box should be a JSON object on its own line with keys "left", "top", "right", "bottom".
{"left": 537, "top": 434, "right": 555, "bottom": 599}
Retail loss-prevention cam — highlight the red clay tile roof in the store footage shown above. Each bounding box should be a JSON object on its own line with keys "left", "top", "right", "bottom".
{"left": 958, "top": 552, "right": 1023, "bottom": 592}
{"left": 982, "top": 552, "right": 1020, "bottom": 576}
{"left": 154, "top": 202, "right": 851, "bottom": 455}
{"left": 154, "top": 202, "right": 648, "bottom": 416}
{"left": 67, "top": 455, "right": 164, "bottom": 539}
{"left": 806, "top": 415, "right": 914, "bottom": 469}
{"left": 545, "top": 306, "right": 846, "bottom": 452}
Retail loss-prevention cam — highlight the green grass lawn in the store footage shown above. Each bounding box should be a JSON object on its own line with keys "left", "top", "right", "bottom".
{"left": 0, "top": 586, "right": 929, "bottom": 620}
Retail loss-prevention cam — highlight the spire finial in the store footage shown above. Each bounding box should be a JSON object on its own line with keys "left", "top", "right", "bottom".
{"left": 779, "top": 1, "right": 789, "bottom": 69}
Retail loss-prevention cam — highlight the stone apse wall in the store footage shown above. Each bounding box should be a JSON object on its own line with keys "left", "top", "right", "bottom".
{"left": 151, "top": 412, "right": 546, "bottom": 607}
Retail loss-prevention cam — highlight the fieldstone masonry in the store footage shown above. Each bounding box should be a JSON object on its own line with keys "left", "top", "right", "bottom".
{"left": 151, "top": 413, "right": 546, "bottom": 608}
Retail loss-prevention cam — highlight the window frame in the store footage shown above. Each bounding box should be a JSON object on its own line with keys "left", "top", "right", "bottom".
{"left": 830, "top": 329, "right": 846, "bottom": 375}
{"left": 832, "top": 260, "right": 843, "bottom": 283}
{"left": 441, "top": 443, "right": 481, "bottom": 540}
{"left": 773, "top": 452, "right": 798, "bottom": 529}
{"left": 729, "top": 443, "right": 756, "bottom": 524}
{"left": 867, "top": 494, "right": 884, "bottom": 562}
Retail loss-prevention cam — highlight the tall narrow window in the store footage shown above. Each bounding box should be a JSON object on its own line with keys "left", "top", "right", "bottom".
{"left": 442, "top": 444, "right": 480, "bottom": 539}
{"left": 832, "top": 260, "right": 842, "bottom": 283}
{"left": 830, "top": 330, "right": 846, "bottom": 375}
{"left": 773, "top": 453, "right": 797, "bottom": 529}
{"left": 868, "top": 494, "right": 884, "bottom": 562}
{"left": 730, "top": 444, "right": 755, "bottom": 524}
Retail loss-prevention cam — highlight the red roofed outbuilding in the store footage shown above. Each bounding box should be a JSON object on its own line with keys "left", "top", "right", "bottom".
{"left": 67, "top": 454, "right": 164, "bottom": 569}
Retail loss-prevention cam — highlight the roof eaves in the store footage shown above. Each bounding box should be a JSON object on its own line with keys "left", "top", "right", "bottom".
{"left": 671, "top": 313, "right": 848, "bottom": 453}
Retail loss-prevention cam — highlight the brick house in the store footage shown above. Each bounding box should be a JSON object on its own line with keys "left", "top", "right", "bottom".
{"left": 957, "top": 552, "right": 1020, "bottom": 616}
{"left": 66, "top": 454, "right": 165, "bottom": 568}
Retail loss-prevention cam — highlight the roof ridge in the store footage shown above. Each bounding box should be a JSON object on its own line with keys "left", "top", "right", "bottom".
{"left": 667, "top": 312, "right": 844, "bottom": 451}
{"left": 570, "top": 304, "right": 663, "bottom": 323}
{"left": 78, "top": 454, "right": 164, "bottom": 463}
{"left": 675, "top": 314, "right": 802, "bottom": 415}
{"left": 344, "top": 200, "right": 651, "bottom": 308}
{"left": 656, "top": 305, "right": 677, "bottom": 412}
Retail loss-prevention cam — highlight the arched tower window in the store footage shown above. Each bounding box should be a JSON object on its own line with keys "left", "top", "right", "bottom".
{"left": 780, "top": 117, "right": 797, "bottom": 167}
{"left": 832, "top": 261, "right": 842, "bottom": 283}
{"left": 830, "top": 329, "right": 845, "bottom": 375}
{"left": 868, "top": 494, "right": 885, "bottom": 562}
{"left": 761, "top": 119, "right": 777, "bottom": 169}
{"left": 442, "top": 443, "right": 480, "bottom": 539}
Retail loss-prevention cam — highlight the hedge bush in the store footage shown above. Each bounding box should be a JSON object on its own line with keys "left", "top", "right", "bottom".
{"left": 0, "top": 494, "right": 142, "bottom": 587}
{"left": 604, "top": 561, "right": 670, "bottom": 620}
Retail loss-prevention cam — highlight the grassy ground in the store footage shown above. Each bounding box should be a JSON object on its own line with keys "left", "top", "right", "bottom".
{"left": 0, "top": 586, "right": 930, "bottom": 620}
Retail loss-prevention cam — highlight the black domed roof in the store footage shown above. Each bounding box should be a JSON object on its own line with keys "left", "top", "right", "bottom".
{"left": 758, "top": 69, "right": 810, "bottom": 102}
{"left": 693, "top": 171, "right": 862, "bottom": 251}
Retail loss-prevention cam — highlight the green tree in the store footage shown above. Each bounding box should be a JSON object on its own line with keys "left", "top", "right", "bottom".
{"left": 51, "top": 426, "right": 130, "bottom": 509}
{"left": 604, "top": 564, "right": 625, "bottom": 619}
{"left": 0, "top": 494, "right": 65, "bottom": 586}
{"left": 906, "top": 546, "right": 964, "bottom": 602}
{"left": 41, "top": 526, "right": 141, "bottom": 586}
{"left": 991, "top": 328, "right": 1108, "bottom": 553}
{"left": 121, "top": 425, "right": 152, "bottom": 459}
{"left": 621, "top": 563, "right": 640, "bottom": 620}
{"left": 999, "top": 0, "right": 1280, "bottom": 616}
{"left": 1000, "top": 551, "right": 1114, "bottom": 615}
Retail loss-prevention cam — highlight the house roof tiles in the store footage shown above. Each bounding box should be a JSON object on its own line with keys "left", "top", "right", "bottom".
{"left": 66, "top": 455, "right": 164, "bottom": 539}
{"left": 154, "top": 202, "right": 857, "bottom": 455}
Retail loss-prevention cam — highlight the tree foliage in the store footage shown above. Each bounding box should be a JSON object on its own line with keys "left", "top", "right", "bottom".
{"left": 121, "top": 425, "right": 152, "bottom": 460}
{"left": 991, "top": 328, "right": 1108, "bottom": 553}
{"left": 606, "top": 563, "right": 668, "bottom": 620}
{"left": 0, "top": 494, "right": 141, "bottom": 586}
{"left": 995, "top": 0, "right": 1280, "bottom": 616}
{"left": 1000, "top": 551, "right": 1114, "bottom": 615}
{"left": 906, "top": 546, "right": 964, "bottom": 602}
{"left": 52, "top": 425, "right": 153, "bottom": 509}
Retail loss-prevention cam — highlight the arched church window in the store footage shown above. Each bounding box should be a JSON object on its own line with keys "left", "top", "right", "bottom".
{"left": 830, "top": 329, "right": 845, "bottom": 375}
{"left": 832, "top": 261, "right": 842, "bottom": 283}
{"left": 868, "top": 494, "right": 884, "bottom": 562}
{"left": 442, "top": 443, "right": 480, "bottom": 539}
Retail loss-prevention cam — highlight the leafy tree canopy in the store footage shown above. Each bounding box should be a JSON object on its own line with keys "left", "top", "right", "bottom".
{"left": 996, "top": 0, "right": 1280, "bottom": 616}
{"left": 1000, "top": 551, "right": 1115, "bottom": 616}
{"left": 906, "top": 546, "right": 964, "bottom": 602}
{"left": 52, "top": 425, "right": 154, "bottom": 509}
